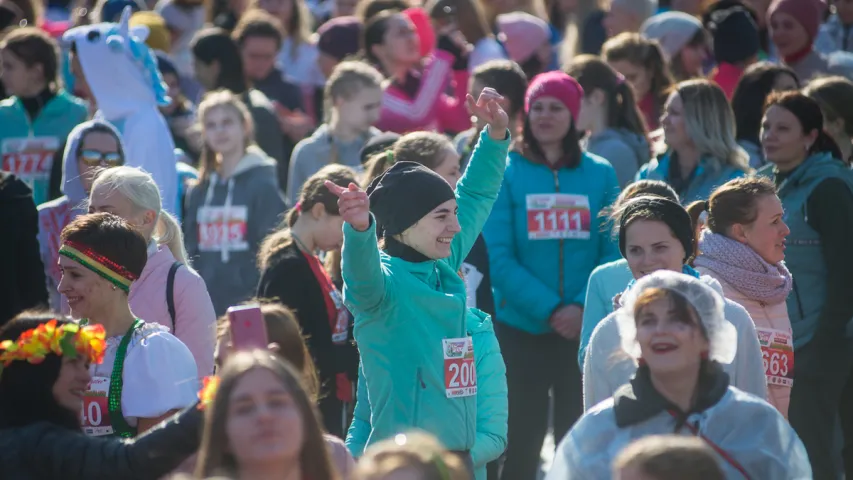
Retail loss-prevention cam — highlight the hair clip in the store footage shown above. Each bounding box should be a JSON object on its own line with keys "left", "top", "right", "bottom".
{"left": 386, "top": 150, "right": 395, "bottom": 165}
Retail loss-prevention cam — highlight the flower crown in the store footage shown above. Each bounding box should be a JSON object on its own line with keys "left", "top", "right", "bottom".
{"left": 0, "top": 320, "right": 107, "bottom": 377}
{"left": 198, "top": 375, "right": 220, "bottom": 410}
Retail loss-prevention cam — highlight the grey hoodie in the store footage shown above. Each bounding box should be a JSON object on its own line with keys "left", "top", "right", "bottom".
{"left": 183, "top": 146, "right": 286, "bottom": 315}
{"left": 585, "top": 128, "right": 650, "bottom": 188}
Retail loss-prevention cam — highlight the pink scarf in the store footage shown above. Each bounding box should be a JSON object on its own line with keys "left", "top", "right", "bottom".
{"left": 694, "top": 231, "right": 792, "bottom": 304}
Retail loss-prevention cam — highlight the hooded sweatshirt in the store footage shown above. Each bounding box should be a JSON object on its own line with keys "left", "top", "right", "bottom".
{"left": 585, "top": 128, "right": 650, "bottom": 188}
{"left": 0, "top": 90, "right": 88, "bottom": 206}
{"left": 63, "top": 8, "right": 178, "bottom": 213}
{"left": 37, "top": 120, "right": 126, "bottom": 312}
{"left": 183, "top": 146, "right": 286, "bottom": 315}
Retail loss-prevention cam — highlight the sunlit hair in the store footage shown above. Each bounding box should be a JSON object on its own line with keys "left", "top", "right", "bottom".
{"left": 324, "top": 60, "right": 384, "bottom": 122}
{"left": 0, "top": 27, "right": 59, "bottom": 87}
{"left": 195, "top": 350, "right": 338, "bottom": 480}
{"left": 362, "top": 131, "right": 453, "bottom": 186}
{"left": 197, "top": 89, "right": 255, "bottom": 181}
{"left": 356, "top": 430, "right": 471, "bottom": 480}
{"left": 670, "top": 80, "right": 750, "bottom": 173}
{"left": 613, "top": 435, "right": 725, "bottom": 480}
{"left": 602, "top": 33, "right": 673, "bottom": 119}
{"left": 91, "top": 167, "right": 189, "bottom": 265}
{"left": 804, "top": 75, "right": 853, "bottom": 139}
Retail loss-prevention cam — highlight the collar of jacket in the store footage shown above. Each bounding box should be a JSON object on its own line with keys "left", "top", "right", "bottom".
{"left": 613, "top": 361, "right": 730, "bottom": 428}
{"left": 384, "top": 235, "right": 432, "bottom": 263}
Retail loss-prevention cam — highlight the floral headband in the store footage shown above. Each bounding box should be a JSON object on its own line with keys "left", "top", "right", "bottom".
{"left": 198, "top": 375, "right": 220, "bottom": 409}
{"left": 0, "top": 320, "right": 107, "bottom": 377}
{"left": 59, "top": 240, "right": 139, "bottom": 292}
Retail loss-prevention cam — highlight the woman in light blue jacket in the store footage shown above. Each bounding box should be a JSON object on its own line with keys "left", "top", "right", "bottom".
{"left": 482, "top": 71, "right": 620, "bottom": 480}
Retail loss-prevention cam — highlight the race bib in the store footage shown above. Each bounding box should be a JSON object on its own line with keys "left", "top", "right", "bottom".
{"left": 81, "top": 376, "right": 113, "bottom": 436}
{"left": 461, "top": 263, "right": 484, "bottom": 309}
{"left": 757, "top": 327, "right": 794, "bottom": 387}
{"left": 197, "top": 205, "right": 249, "bottom": 252}
{"left": 526, "top": 194, "right": 592, "bottom": 240}
{"left": 2, "top": 136, "right": 59, "bottom": 205}
{"left": 443, "top": 337, "right": 477, "bottom": 398}
{"left": 329, "top": 289, "right": 350, "bottom": 344}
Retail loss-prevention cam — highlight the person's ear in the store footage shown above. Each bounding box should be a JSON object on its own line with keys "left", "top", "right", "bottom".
{"left": 310, "top": 201, "right": 326, "bottom": 220}
{"left": 143, "top": 209, "right": 157, "bottom": 229}
{"left": 729, "top": 223, "right": 748, "bottom": 244}
{"left": 591, "top": 89, "right": 606, "bottom": 107}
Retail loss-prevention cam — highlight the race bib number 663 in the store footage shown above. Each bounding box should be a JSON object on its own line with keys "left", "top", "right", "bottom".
{"left": 526, "top": 193, "right": 592, "bottom": 240}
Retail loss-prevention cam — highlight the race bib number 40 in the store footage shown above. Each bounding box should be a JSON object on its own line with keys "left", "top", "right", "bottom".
{"left": 526, "top": 194, "right": 592, "bottom": 240}
{"left": 81, "top": 376, "right": 114, "bottom": 436}
{"left": 443, "top": 337, "right": 477, "bottom": 398}
{"left": 2, "top": 136, "right": 59, "bottom": 205}
{"left": 757, "top": 327, "right": 794, "bottom": 387}
{"left": 197, "top": 205, "right": 249, "bottom": 252}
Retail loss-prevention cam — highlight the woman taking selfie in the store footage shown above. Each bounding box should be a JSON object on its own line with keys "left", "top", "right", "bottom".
{"left": 0, "top": 312, "right": 203, "bottom": 478}
{"left": 548, "top": 271, "right": 811, "bottom": 479}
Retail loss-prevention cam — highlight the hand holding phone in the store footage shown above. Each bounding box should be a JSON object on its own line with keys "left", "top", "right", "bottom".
{"left": 228, "top": 304, "right": 269, "bottom": 351}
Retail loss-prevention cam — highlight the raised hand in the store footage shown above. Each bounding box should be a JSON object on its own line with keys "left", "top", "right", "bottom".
{"left": 465, "top": 87, "right": 509, "bottom": 140}
{"left": 325, "top": 181, "right": 371, "bottom": 232}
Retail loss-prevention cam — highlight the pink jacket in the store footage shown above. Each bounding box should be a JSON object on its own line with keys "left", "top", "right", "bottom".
{"left": 696, "top": 266, "right": 792, "bottom": 418}
{"left": 129, "top": 246, "right": 217, "bottom": 377}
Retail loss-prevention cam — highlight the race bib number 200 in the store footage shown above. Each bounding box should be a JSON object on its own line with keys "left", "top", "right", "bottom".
{"left": 81, "top": 376, "right": 114, "bottom": 436}
{"left": 443, "top": 337, "right": 477, "bottom": 398}
{"left": 757, "top": 327, "right": 794, "bottom": 387}
{"left": 526, "top": 194, "right": 592, "bottom": 240}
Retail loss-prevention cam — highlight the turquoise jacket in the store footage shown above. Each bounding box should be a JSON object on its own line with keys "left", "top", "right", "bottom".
{"left": 0, "top": 92, "right": 88, "bottom": 206}
{"left": 483, "top": 151, "right": 620, "bottom": 335}
{"left": 636, "top": 153, "right": 748, "bottom": 205}
{"left": 578, "top": 259, "right": 633, "bottom": 367}
{"left": 341, "top": 127, "right": 510, "bottom": 453}
{"left": 758, "top": 153, "right": 853, "bottom": 349}
{"left": 345, "top": 310, "right": 509, "bottom": 480}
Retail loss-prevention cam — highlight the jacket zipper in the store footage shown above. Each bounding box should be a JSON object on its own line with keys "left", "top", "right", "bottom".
{"left": 553, "top": 169, "right": 564, "bottom": 299}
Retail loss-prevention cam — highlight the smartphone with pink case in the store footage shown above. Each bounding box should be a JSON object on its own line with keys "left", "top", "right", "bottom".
{"left": 228, "top": 304, "right": 269, "bottom": 351}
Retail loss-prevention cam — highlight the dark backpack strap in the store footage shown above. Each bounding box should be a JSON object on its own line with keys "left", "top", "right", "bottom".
{"left": 167, "top": 262, "right": 182, "bottom": 333}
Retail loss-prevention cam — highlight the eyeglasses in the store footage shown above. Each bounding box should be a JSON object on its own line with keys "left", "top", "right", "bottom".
{"left": 78, "top": 150, "right": 123, "bottom": 167}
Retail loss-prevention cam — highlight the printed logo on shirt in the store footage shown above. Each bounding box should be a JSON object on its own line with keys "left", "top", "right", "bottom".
{"left": 526, "top": 193, "right": 591, "bottom": 240}
{"left": 81, "top": 376, "right": 114, "bottom": 436}
{"left": 197, "top": 205, "right": 249, "bottom": 252}
{"left": 2, "top": 136, "right": 59, "bottom": 205}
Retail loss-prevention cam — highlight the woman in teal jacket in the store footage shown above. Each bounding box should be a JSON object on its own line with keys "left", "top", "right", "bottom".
{"left": 635, "top": 79, "right": 750, "bottom": 204}
{"left": 326, "top": 88, "right": 510, "bottom": 470}
{"left": 482, "top": 71, "right": 620, "bottom": 480}
{"left": 0, "top": 27, "right": 88, "bottom": 206}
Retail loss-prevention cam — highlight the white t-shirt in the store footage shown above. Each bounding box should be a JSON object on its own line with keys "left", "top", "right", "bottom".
{"left": 83, "top": 322, "right": 198, "bottom": 435}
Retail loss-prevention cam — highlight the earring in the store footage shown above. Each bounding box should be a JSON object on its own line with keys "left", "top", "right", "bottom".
{"left": 112, "top": 285, "right": 117, "bottom": 291}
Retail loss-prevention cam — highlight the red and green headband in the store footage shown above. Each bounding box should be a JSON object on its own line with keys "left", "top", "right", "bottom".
{"left": 58, "top": 240, "right": 138, "bottom": 292}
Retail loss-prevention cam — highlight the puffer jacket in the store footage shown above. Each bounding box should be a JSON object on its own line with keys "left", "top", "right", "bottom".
{"left": 0, "top": 404, "right": 201, "bottom": 479}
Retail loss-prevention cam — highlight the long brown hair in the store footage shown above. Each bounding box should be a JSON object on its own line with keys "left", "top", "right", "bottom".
{"left": 195, "top": 350, "right": 338, "bottom": 480}
{"left": 0, "top": 27, "right": 59, "bottom": 89}
{"left": 602, "top": 33, "right": 673, "bottom": 123}
{"left": 197, "top": 90, "right": 255, "bottom": 182}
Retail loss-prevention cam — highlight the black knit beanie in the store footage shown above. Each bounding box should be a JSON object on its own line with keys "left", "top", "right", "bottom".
{"left": 707, "top": 4, "right": 760, "bottom": 65}
{"left": 618, "top": 196, "right": 695, "bottom": 262}
{"left": 366, "top": 161, "right": 456, "bottom": 236}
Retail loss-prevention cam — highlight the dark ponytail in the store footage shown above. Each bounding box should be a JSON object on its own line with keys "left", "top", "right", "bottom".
{"left": 362, "top": 10, "right": 396, "bottom": 69}
{"left": 764, "top": 90, "right": 843, "bottom": 161}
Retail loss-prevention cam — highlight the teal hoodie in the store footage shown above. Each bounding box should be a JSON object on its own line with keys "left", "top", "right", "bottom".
{"left": 341, "top": 127, "right": 510, "bottom": 453}
{"left": 578, "top": 258, "right": 633, "bottom": 367}
{"left": 636, "top": 152, "right": 748, "bottom": 204}
{"left": 345, "top": 310, "right": 508, "bottom": 480}
{"left": 0, "top": 91, "right": 88, "bottom": 206}
{"left": 483, "top": 150, "right": 620, "bottom": 335}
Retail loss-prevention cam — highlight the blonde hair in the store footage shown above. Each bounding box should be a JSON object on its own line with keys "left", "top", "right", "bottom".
{"left": 197, "top": 90, "right": 255, "bottom": 181}
{"left": 90, "top": 166, "right": 189, "bottom": 265}
{"left": 324, "top": 60, "right": 384, "bottom": 120}
{"left": 356, "top": 431, "right": 471, "bottom": 480}
{"left": 671, "top": 80, "right": 750, "bottom": 173}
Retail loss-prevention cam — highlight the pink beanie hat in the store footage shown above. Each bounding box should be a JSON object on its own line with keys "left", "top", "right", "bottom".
{"left": 768, "top": 0, "right": 827, "bottom": 43}
{"left": 496, "top": 12, "right": 551, "bottom": 63}
{"left": 525, "top": 71, "right": 584, "bottom": 119}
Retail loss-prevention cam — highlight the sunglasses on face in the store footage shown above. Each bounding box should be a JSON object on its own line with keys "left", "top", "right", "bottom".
{"left": 78, "top": 150, "right": 123, "bottom": 167}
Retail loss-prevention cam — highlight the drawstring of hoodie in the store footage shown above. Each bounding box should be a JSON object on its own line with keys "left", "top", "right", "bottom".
{"left": 204, "top": 172, "right": 236, "bottom": 264}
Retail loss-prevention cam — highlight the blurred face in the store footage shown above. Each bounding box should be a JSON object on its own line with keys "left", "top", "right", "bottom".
{"left": 398, "top": 199, "right": 461, "bottom": 259}
{"left": 625, "top": 220, "right": 686, "bottom": 280}
{"left": 671, "top": 0, "right": 702, "bottom": 15}
{"left": 432, "top": 148, "right": 462, "bottom": 187}
{"left": 736, "top": 194, "right": 790, "bottom": 265}
{"left": 58, "top": 255, "right": 121, "bottom": 319}
{"left": 77, "top": 131, "right": 122, "bottom": 193}
{"left": 772, "top": 73, "right": 799, "bottom": 91}
{"left": 678, "top": 44, "right": 707, "bottom": 78}
{"left": 836, "top": 0, "right": 853, "bottom": 24}
{"left": 52, "top": 356, "right": 91, "bottom": 412}
{"left": 258, "top": 0, "right": 293, "bottom": 25}
{"left": 318, "top": 52, "right": 339, "bottom": 79}
{"left": 193, "top": 58, "right": 220, "bottom": 90}
{"left": 375, "top": 14, "right": 420, "bottom": 66}
{"left": 335, "top": 87, "right": 383, "bottom": 131}
{"left": 609, "top": 59, "right": 651, "bottom": 100}
{"left": 241, "top": 36, "right": 279, "bottom": 81}
{"left": 576, "top": 90, "right": 605, "bottom": 132}
{"left": 635, "top": 296, "right": 709, "bottom": 374}
{"left": 89, "top": 183, "right": 156, "bottom": 241}
{"left": 226, "top": 368, "right": 304, "bottom": 466}
{"left": 333, "top": 0, "right": 358, "bottom": 17}
{"left": 310, "top": 204, "right": 345, "bottom": 251}
{"left": 528, "top": 96, "right": 573, "bottom": 146}
{"left": 203, "top": 106, "right": 247, "bottom": 155}
{"left": 770, "top": 12, "right": 811, "bottom": 58}
{"left": 0, "top": 49, "right": 43, "bottom": 97}
{"left": 661, "top": 92, "right": 691, "bottom": 150}
{"left": 604, "top": 5, "right": 639, "bottom": 37}
{"left": 761, "top": 104, "right": 817, "bottom": 171}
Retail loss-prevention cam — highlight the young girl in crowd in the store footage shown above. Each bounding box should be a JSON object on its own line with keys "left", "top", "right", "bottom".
{"left": 759, "top": 90, "right": 853, "bottom": 479}
{"left": 58, "top": 213, "right": 198, "bottom": 437}
{"left": 0, "top": 312, "right": 204, "bottom": 478}
{"left": 583, "top": 195, "right": 766, "bottom": 410}
{"left": 550, "top": 272, "right": 811, "bottom": 479}
{"left": 689, "top": 177, "right": 793, "bottom": 418}
{"left": 195, "top": 350, "right": 339, "bottom": 480}
{"left": 328, "top": 89, "right": 509, "bottom": 476}
{"left": 482, "top": 71, "right": 619, "bottom": 480}
{"left": 184, "top": 90, "right": 286, "bottom": 316}
{"left": 602, "top": 32, "right": 673, "bottom": 132}
{"left": 88, "top": 166, "right": 217, "bottom": 377}
{"left": 356, "top": 431, "right": 472, "bottom": 480}
{"left": 495, "top": 11, "right": 553, "bottom": 81}
{"left": 363, "top": 9, "right": 470, "bottom": 134}
{"left": 567, "top": 55, "right": 650, "bottom": 187}
{"left": 287, "top": 61, "right": 384, "bottom": 205}
{"left": 640, "top": 11, "right": 707, "bottom": 82}
{"left": 731, "top": 61, "right": 800, "bottom": 168}
{"left": 252, "top": 0, "right": 325, "bottom": 90}
{"left": 637, "top": 80, "right": 750, "bottom": 204}
{"left": 38, "top": 120, "right": 126, "bottom": 313}
{"left": 804, "top": 75, "right": 853, "bottom": 165}
{"left": 0, "top": 27, "right": 88, "bottom": 206}
{"left": 257, "top": 165, "right": 360, "bottom": 438}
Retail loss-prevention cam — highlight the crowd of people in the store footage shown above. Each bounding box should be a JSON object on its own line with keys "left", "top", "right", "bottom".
{"left": 1, "top": 0, "right": 853, "bottom": 478}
